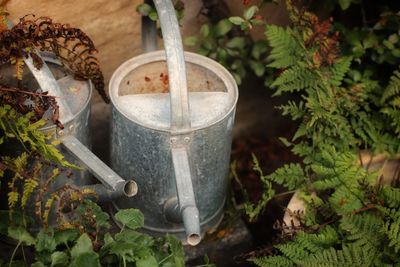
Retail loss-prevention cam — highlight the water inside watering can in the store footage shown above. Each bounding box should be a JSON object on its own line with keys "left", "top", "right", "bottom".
{"left": 116, "top": 92, "right": 231, "bottom": 129}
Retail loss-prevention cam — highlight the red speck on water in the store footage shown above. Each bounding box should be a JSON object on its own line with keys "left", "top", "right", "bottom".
{"left": 160, "top": 72, "right": 168, "bottom": 86}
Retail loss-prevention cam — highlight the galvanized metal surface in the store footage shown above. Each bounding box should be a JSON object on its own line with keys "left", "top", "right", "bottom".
{"left": 110, "top": 50, "right": 238, "bottom": 244}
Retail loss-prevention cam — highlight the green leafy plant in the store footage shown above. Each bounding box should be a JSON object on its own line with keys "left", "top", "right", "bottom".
{"left": 184, "top": 3, "right": 272, "bottom": 85}
{"left": 194, "top": 0, "right": 400, "bottom": 265}
{"left": 1, "top": 203, "right": 187, "bottom": 267}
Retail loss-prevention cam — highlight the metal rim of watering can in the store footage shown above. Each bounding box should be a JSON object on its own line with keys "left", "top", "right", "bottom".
{"left": 109, "top": 50, "right": 239, "bottom": 134}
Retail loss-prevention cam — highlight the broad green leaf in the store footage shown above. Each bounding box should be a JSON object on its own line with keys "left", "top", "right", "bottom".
{"left": 136, "top": 3, "right": 154, "bottom": 16}
{"left": 226, "top": 37, "right": 246, "bottom": 49}
{"left": 229, "top": 16, "right": 245, "bottom": 26}
{"left": 71, "top": 233, "right": 93, "bottom": 259}
{"left": 104, "top": 233, "right": 114, "bottom": 246}
{"left": 115, "top": 230, "right": 154, "bottom": 247}
{"left": 112, "top": 230, "right": 154, "bottom": 261}
{"left": 31, "top": 262, "right": 46, "bottom": 267}
{"left": 36, "top": 228, "right": 57, "bottom": 253}
{"left": 115, "top": 208, "right": 144, "bottom": 230}
{"left": 184, "top": 36, "right": 198, "bottom": 47}
{"left": 338, "top": 0, "right": 352, "bottom": 10}
{"left": 51, "top": 251, "right": 69, "bottom": 267}
{"left": 214, "top": 19, "right": 233, "bottom": 37}
{"left": 166, "top": 234, "right": 184, "bottom": 267}
{"left": 149, "top": 11, "right": 158, "bottom": 21}
{"left": 244, "top": 6, "right": 259, "bottom": 20}
{"left": 249, "top": 60, "right": 266, "bottom": 77}
{"left": 54, "top": 229, "right": 79, "bottom": 246}
{"left": 137, "top": 255, "right": 158, "bottom": 267}
{"left": 69, "top": 252, "right": 101, "bottom": 267}
{"left": 252, "top": 41, "right": 268, "bottom": 59}
{"left": 200, "top": 24, "right": 210, "bottom": 37}
{"left": 77, "top": 200, "right": 110, "bottom": 230}
{"left": 8, "top": 226, "right": 35, "bottom": 245}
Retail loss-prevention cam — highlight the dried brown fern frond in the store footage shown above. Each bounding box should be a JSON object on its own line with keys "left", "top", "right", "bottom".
{"left": 0, "top": 15, "right": 109, "bottom": 103}
{"left": 0, "top": 84, "right": 62, "bottom": 127}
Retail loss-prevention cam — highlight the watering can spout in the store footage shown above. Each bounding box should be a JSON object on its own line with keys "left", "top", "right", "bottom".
{"left": 171, "top": 145, "right": 201, "bottom": 246}
{"left": 62, "top": 135, "right": 138, "bottom": 199}
{"left": 182, "top": 206, "right": 201, "bottom": 246}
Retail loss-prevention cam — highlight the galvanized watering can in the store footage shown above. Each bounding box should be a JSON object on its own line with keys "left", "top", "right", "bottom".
{"left": 0, "top": 49, "right": 137, "bottom": 228}
{"left": 109, "top": 0, "right": 238, "bottom": 245}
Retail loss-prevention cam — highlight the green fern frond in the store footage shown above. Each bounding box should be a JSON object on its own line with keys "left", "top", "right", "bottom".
{"left": 21, "top": 178, "right": 39, "bottom": 209}
{"left": 383, "top": 209, "right": 400, "bottom": 253}
{"left": 267, "top": 163, "right": 306, "bottom": 190}
{"left": 340, "top": 213, "right": 384, "bottom": 246}
{"left": 271, "top": 65, "right": 318, "bottom": 95}
{"left": 381, "top": 186, "right": 400, "bottom": 208}
{"left": 0, "top": 105, "right": 76, "bottom": 168}
{"left": 299, "top": 243, "right": 376, "bottom": 267}
{"left": 251, "top": 255, "right": 294, "bottom": 267}
{"left": 381, "top": 70, "right": 400, "bottom": 103}
{"left": 265, "top": 25, "right": 301, "bottom": 69}
{"left": 240, "top": 155, "right": 276, "bottom": 221}
{"left": 329, "top": 186, "right": 364, "bottom": 214}
{"left": 276, "top": 241, "right": 310, "bottom": 262}
{"left": 328, "top": 57, "right": 352, "bottom": 87}
{"left": 279, "top": 100, "right": 306, "bottom": 120}
{"left": 295, "top": 226, "right": 339, "bottom": 253}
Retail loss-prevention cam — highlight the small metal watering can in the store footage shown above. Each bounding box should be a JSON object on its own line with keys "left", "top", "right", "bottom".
{"left": 109, "top": 0, "right": 238, "bottom": 245}
{"left": 0, "top": 48, "right": 137, "bottom": 228}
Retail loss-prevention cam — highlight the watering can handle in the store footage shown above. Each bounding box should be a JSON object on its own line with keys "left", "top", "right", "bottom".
{"left": 142, "top": 1, "right": 201, "bottom": 245}
{"left": 149, "top": 0, "right": 191, "bottom": 131}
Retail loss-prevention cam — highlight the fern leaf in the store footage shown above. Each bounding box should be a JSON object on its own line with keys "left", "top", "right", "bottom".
{"left": 279, "top": 100, "right": 306, "bottom": 120}
{"left": 271, "top": 65, "right": 318, "bottom": 95}
{"left": 42, "top": 194, "right": 60, "bottom": 225}
{"left": 251, "top": 255, "right": 294, "bottom": 267}
{"left": 265, "top": 25, "right": 301, "bottom": 69}
{"left": 267, "top": 163, "right": 305, "bottom": 190}
{"left": 21, "top": 178, "right": 39, "bottom": 209}
{"left": 328, "top": 56, "right": 352, "bottom": 87}
{"left": 381, "top": 186, "right": 400, "bottom": 208}
{"left": 329, "top": 186, "right": 363, "bottom": 215}
{"left": 8, "top": 191, "right": 19, "bottom": 209}
{"left": 276, "top": 242, "right": 310, "bottom": 262}
{"left": 381, "top": 70, "right": 400, "bottom": 103}
{"left": 340, "top": 213, "right": 383, "bottom": 246}
{"left": 299, "top": 244, "right": 376, "bottom": 267}
{"left": 384, "top": 209, "right": 400, "bottom": 253}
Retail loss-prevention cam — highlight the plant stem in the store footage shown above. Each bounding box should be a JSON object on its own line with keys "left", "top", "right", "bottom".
{"left": 9, "top": 240, "right": 22, "bottom": 267}
{"left": 21, "top": 245, "right": 26, "bottom": 265}
{"left": 158, "top": 254, "right": 172, "bottom": 265}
